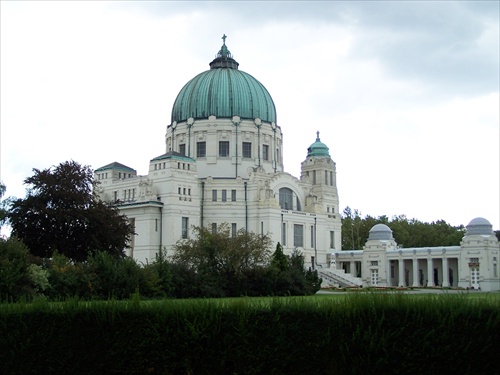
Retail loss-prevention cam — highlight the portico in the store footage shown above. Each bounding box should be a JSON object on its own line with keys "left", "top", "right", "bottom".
{"left": 334, "top": 218, "right": 499, "bottom": 291}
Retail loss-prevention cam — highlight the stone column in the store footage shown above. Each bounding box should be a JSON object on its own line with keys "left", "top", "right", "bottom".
{"left": 412, "top": 258, "right": 419, "bottom": 287}
{"left": 398, "top": 258, "right": 405, "bottom": 287}
{"left": 427, "top": 257, "right": 434, "bottom": 287}
{"left": 386, "top": 259, "right": 392, "bottom": 287}
{"left": 442, "top": 257, "right": 449, "bottom": 287}
{"left": 350, "top": 260, "right": 355, "bottom": 276}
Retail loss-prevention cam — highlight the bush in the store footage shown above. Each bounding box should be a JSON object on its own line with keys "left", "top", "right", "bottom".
{"left": 1, "top": 238, "right": 321, "bottom": 301}
{"left": 0, "top": 237, "right": 33, "bottom": 301}
{"left": 46, "top": 253, "right": 96, "bottom": 300}
{"left": 0, "top": 295, "right": 498, "bottom": 374}
{"left": 168, "top": 262, "right": 204, "bottom": 298}
{"left": 27, "top": 264, "right": 50, "bottom": 294}
{"left": 171, "top": 224, "right": 273, "bottom": 297}
{"left": 88, "top": 251, "right": 143, "bottom": 299}
{"left": 269, "top": 246, "right": 322, "bottom": 296}
{"left": 138, "top": 251, "right": 174, "bottom": 298}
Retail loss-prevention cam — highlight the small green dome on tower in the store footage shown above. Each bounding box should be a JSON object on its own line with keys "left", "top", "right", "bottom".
{"left": 307, "top": 132, "right": 330, "bottom": 157}
{"left": 171, "top": 35, "right": 277, "bottom": 124}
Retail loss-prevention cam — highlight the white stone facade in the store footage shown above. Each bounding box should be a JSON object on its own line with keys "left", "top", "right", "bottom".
{"left": 95, "top": 118, "right": 342, "bottom": 267}
{"left": 94, "top": 41, "right": 498, "bottom": 292}
{"left": 332, "top": 218, "right": 500, "bottom": 291}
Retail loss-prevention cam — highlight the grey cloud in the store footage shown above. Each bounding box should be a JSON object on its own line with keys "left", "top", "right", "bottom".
{"left": 346, "top": 2, "right": 499, "bottom": 95}
{"left": 110, "top": 1, "right": 498, "bottom": 96}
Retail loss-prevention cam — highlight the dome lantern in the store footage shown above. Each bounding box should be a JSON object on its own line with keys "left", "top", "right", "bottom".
{"left": 209, "top": 34, "right": 240, "bottom": 70}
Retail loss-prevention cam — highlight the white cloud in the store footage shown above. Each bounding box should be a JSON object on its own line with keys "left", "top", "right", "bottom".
{"left": 1, "top": 1, "right": 498, "bottom": 232}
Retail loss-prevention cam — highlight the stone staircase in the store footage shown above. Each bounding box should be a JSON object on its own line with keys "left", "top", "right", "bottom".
{"left": 318, "top": 268, "right": 364, "bottom": 288}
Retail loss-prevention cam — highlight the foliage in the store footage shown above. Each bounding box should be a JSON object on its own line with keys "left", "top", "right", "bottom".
{"left": 288, "top": 249, "right": 322, "bottom": 295}
{"left": 45, "top": 251, "right": 167, "bottom": 300}
{"left": 0, "top": 181, "right": 8, "bottom": 227}
{"left": 168, "top": 261, "right": 205, "bottom": 298}
{"left": 139, "top": 253, "right": 171, "bottom": 298}
{"left": 1, "top": 295, "right": 498, "bottom": 374}
{"left": 45, "top": 253, "right": 96, "bottom": 300}
{"left": 0, "top": 224, "right": 322, "bottom": 301}
{"left": 341, "top": 206, "right": 466, "bottom": 250}
{"left": 270, "top": 244, "right": 322, "bottom": 296}
{"left": 270, "top": 242, "right": 289, "bottom": 272}
{"left": 27, "top": 264, "right": 50, "bottom": 294}
{"left": 172, "top": 224, "right": 273, "bottom": 297}
{"left": 341, "top": 207, "right": 373, "bottom": 250}
{"left": 8, "top": 161, "right": 134, "bottom": 261}
{"left": 173, "top": 224, "right": 272, "bottom": 275}
{"left": 171, "top": 227, "right": 320, "bottom": 297}
{"left": 0, "top": 236, "right": 33, "bottom": 301}
{"left": 87, "top": 251, "right": 144, "bottom": 299}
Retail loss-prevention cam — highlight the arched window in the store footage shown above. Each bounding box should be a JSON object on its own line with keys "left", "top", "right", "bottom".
{"left": 279, "top": 188, "right": 293, "bottom": 210}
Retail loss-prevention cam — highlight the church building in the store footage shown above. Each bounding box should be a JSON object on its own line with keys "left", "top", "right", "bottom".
{"left": 95, "top": 36, "right": 499, "bottom": 291}
{"left": 95, "top": 36, "right": 342, "bottom": 268}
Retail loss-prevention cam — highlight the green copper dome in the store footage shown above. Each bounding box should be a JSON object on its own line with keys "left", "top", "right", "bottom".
{"left": 171, "top": 36, "right": 277, "bottom": 124}
{"left": 307, "top": 132, "right": 330, "bottom": 157}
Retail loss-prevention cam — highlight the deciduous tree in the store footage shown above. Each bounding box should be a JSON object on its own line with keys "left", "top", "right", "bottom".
{"left": 172, "top": 224, "right": 272, "bottom": 296}
{"left": 0, "top": 182, "right": 9, "bottom": 228}
{"left": 172, "top": 224, "right": 272, "bottom": 278}
{"left": 341, "top": 207, "right": 466, "bottom": 249}
{"left": 8, "top": 161, "right": 134, "bottom": 261}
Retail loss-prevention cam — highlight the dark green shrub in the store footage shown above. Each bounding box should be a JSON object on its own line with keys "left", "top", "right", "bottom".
{"left": 169, "top": 262, "right": 204, "bottom": 298}
{"left": 269, "top": 248, "right": 323, "bottom": 296}
{"left": 0, "top": 295, "right": 498, "bottom": 374}
{"left": 140, "top": 250, "right": 172, "bottom": 298}
{"left": 88, "top": 251, "right": 143, "bottom": 299}
{"left": 137, "top": 263, "right": 164, "bottom": 298}
{"left": 26, "top": 264, "right": 49, "bottom": 294}
{"left": 46, "top": 253, "right": 96, "bottom": 300}
{"left": 239, "top": 266, "right": 276, "bottom": 296}
{"left": 0, "top": 237, "right": 33, "bottom": 301}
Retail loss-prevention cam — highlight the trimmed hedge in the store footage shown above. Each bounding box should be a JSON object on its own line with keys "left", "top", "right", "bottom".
{"left": 1, "top": 294, "right": 499, "bottom": 374}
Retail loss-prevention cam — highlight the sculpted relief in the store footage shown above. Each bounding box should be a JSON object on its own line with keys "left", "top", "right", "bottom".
{"left": 139, "top": 179, "right": 155, "bottom": 201}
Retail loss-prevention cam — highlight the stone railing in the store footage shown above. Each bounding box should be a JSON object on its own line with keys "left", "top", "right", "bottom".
{"left": 318, "top": 268, "right": 363, "bottom": 288}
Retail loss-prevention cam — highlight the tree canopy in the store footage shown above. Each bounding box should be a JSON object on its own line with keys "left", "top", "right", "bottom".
{"left": 270, "top": 243, "right": 322, "bottom": 295}
{"left": 171, "top": 225, "right": 321, "bottom": 297}
{"left": 341, "top": 206, "right": 466, "bottom": 250}
{"left": 8, "top": 161, "right": 134, "bottom": 261}
{"left": 172, "top": 224, "right": 272, "bottom": 279}
{"left": 0, "top": 182, "right": 8, "bottom": 228}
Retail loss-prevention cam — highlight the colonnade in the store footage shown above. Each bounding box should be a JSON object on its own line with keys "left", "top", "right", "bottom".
{"left": 336, "top": 252, "right": 460, "bottom": 288}
{"left": 389, "top": 257, "right": 457, "bottom": 287}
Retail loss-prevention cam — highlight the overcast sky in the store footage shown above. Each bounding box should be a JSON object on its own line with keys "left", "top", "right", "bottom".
{"left": 1, "top": 1, "right": 499, "bottom": 232}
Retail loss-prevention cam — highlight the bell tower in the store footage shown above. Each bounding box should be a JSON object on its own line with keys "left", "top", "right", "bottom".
{"left": 301, "top": 132, "right": 339, "bottom": 216}
{"left": 300, "top": 132, "right": 341, "bottom": 251}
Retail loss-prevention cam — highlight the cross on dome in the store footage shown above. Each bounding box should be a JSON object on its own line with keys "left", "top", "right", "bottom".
{"left": 217, "top": 34, "right": 231, "bottom": 59}
{"left": 210, "top": 34, "right": 239, "bottom": 69}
